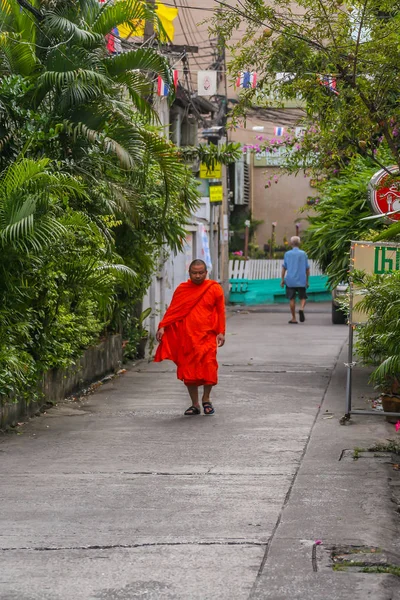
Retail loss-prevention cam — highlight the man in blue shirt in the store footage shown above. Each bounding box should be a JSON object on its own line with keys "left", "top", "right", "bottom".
{"left": 281, "top": 236, "right": 310, "bottom": 324}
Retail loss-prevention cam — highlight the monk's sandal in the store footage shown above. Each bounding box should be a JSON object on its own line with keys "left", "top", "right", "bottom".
{"left": 202, "top": 403, "right": 215, "bottom": 415}
{"left": 184, "top": 405, "right": 201, "bottom": 416}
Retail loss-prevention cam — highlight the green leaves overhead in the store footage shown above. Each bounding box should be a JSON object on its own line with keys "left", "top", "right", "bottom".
{"left": 213, "top": 0, "right": 400, "bottom": 173}
{"left": 1, "top": 0, "right": 178, "bottom": 178}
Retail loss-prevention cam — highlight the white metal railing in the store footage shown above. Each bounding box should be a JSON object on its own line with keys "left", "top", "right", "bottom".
{"left": 229, "top": 259, "right": 323, "bottom": 281}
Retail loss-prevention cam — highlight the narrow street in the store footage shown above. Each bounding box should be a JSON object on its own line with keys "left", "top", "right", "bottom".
{"left": 1, "top": 304, "right": 399, "bottom": 599}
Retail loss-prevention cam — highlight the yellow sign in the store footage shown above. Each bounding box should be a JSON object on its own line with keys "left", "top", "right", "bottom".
{"left": 350, "top": 241, "right": 400, "bottom": 324}
{"left": 199, "top": 162, "right": 222, "bottom": 179}
{"left": 209, "top": 185, "right": 223, "bottom": 203}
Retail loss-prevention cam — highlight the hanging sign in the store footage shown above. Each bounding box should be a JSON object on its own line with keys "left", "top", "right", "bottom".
{"left": 199, "top": 162, "right": 222, "bottom": 179}
{"left": 368, "top": 166, "right": 400, "bottom": 222}
{"left": 209, "top": 184, "right": 223, "bottom": 203}
{"left": 197, "top": 71, "right": 217, "bottom": 96}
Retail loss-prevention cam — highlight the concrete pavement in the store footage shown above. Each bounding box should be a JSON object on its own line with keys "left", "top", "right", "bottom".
{"left": 1, "top": 303, "right": 399, "bottom": 599}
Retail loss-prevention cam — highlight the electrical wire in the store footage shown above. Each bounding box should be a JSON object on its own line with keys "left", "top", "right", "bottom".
{"left": 15, "top": 4, "right": 78, "bottom": 68}
{"left": 176, "top": 0, "right": 204, "bottom": 69}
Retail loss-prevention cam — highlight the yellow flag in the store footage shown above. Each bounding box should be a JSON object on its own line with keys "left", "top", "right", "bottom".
{"left": 156, "top": 2, "right": 178, "bottom": 42}
{"left": 117, "top": 3, "right": 178, "bottom": 42}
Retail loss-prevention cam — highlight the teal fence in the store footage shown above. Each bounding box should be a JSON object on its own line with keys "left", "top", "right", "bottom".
{"left": 229, "top": 275, "right": 331, "bottom": 305}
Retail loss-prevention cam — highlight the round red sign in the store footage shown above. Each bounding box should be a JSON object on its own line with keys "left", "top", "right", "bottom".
{"left": 368, "top": 166, "right": 400, "bottom": 222}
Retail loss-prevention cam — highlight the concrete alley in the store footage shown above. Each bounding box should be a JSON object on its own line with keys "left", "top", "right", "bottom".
{"left": 1, "top": 304, "right": 399, "bottom": 600}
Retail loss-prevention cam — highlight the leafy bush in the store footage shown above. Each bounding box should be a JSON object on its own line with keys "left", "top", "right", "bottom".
{"left": 302, "top": 155, "right": 388, "bottom": 287}
{"left": 355, "top": 271, "right": 400, "bottom": 394}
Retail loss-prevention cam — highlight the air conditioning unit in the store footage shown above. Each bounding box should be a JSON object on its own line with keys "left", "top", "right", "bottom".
{"left": 231, "top": 157, "right": 250, "bottom": 205}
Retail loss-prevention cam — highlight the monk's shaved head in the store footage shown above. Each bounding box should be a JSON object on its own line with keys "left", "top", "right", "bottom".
{"left": 189, "top": 259, "right": 207, "bottom": 272}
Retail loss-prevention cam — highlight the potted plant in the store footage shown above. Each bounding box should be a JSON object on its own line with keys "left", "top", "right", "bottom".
{"left": 371, "top": 362, "right": 400, "bottom": 423}
{"left": 355, "top": 271, "right": 400, "bottom": 422}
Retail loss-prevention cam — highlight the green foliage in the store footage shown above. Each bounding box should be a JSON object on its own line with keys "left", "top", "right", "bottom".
{"left": 0, "top": 156, "right": 138, "bottom": 402}
{"left": 181, "top": 142, "right": 242, "bottom": 169}
{"left": 302, "top": 156, "right": 387, "bottom": 287}
{"left": 229, "top": 209, "right": 263, "bottom": 253}
{"left": 355, "top": 271, "right": 400, "bottom": 392}
{"left": 0, "top": 1, "right": 243, "bottom": 404}
{"left": 213, "top": 0, "right": 400, "bottom": 176}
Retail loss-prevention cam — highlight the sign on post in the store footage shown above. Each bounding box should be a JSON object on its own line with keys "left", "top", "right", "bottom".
{"left": 350, "top": 241, "right": 400, "bottom": 324}
{"left": 368, "top": 166, "right": 400, "bottom": 222}
{"left": 199, "top": 162, "right": 222, "bottom": 179}
{"left": 209, "top": 183, "right": 223, "bottom": 204}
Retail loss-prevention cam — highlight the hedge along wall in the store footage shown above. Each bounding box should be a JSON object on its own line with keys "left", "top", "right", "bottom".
{"left": 0, "top": 334, "right": 122, "bottom": 429}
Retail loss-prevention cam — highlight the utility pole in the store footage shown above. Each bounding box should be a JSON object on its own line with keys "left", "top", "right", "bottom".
{"left": 144, "top": 0, "right": 156, "bottom": 42}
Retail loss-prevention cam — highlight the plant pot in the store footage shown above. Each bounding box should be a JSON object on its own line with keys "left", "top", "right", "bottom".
{"left": 137, "top": 336, "right": 148, "bottom": 359}
{"left": 381, "top": 394, "right": 400, "bottom": 423}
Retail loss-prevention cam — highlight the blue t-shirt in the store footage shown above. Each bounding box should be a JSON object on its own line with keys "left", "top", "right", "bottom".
{"left": 283, "top": 247, "right": 309, "bottom": 288}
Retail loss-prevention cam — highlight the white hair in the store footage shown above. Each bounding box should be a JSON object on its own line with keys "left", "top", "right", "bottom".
{"left": 290, "top": 236, "right": 301, "bottom": 246}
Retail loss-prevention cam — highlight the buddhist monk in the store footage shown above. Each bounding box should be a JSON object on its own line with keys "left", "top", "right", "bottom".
{"left": 154, "top": 259, "right": 226, "bottom": 416}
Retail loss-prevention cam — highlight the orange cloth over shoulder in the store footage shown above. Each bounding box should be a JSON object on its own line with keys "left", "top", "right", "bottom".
{"left": 154, "top": 279, "right": 225, "bottom": 386}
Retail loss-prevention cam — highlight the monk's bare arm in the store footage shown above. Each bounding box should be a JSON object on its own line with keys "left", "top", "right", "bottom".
{"left": 156, "top": 327, "right": 164, "bottom": 342}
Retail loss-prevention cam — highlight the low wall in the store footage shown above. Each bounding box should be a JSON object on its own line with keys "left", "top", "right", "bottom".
{"left": 229, "top": 275, "right": 331, "bottom": 305}
{"left": 0, "top": 334, "right": 122, "bottom": 429}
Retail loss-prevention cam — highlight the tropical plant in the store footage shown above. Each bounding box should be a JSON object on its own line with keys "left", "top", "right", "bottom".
{"left": 355, "top": 271, "right": 400, "bottom": 395}
{"left": 0, "top": 0, "right": 240, "bottom": 404}
{"left": 301, "top": 155, "right": 388, "bottom": 287}
{"left": 0, "top": 156, "right": 136, "bottom": 401}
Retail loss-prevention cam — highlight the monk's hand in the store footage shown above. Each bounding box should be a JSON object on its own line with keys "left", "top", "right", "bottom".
{"left": 156, "top": 327, "right": 164, "bottom": 342}
{"left": 217, "top": 333, "right": 225, "bottom": 347}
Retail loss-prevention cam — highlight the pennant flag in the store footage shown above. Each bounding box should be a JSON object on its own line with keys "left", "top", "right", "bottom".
{"left": 106, "top": 26, "right": 122, "bottom": 54}
{"left": 236, "top": 71, "right": 257, "bottom": 89}
{"left": 318, "top": 75, "right": 339, "bottom": 95}
{"left": 197, "top": 71, "right": 217, "bottom": 97}
{"left": 157, "top": 70, "right": 178, "bottom": 96}
{"left": 274, "top": 126, "right": 284, "bottom": 136}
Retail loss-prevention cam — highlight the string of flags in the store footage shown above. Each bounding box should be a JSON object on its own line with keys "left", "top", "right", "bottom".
{"left": 157, "top": 70, "right": 179, "bottom": 96}
{"left": 235, "top": 71, "right": 257, "bottom": 89}
{"left": 318, "top": 75, "right": 339, "bottom": 95}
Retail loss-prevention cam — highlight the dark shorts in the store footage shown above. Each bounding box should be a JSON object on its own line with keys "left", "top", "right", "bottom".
{"left": 286, "top": 286, "right": 307, "bottom": 300}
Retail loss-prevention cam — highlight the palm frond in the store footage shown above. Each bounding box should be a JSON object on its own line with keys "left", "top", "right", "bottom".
{"left": 112, "top": 70, "right": 157, "bottom": 122}
{"left": 373, "top": 221, "right": 400, "bottom": 241}
{"left": 92, "top": 0, "right": 155, "bottom": 36}
{"left": 36, "top": 68, "right": 110, "bottom": 93}
{"left": 371, "top": 354, "right": 400, "bottom": 384}
{"left": 104, "top": 47, "right": 171, "bottom": 83}
{"left": 42, "top": 12, "right": 103, "bottom": 47}
{"left": 0, "top": 32, "right": 39, "bottom": 76}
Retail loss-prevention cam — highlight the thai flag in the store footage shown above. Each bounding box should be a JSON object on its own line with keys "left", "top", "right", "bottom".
{"left": 157, "top": 70, "right": 178, "bottom": 96}
{"left": 236, "top": 71, "right": 257, "bottom": 89}
{"left": 274, "top": 126, "right": 284, "bottom": 136}
{"left": 318, "top": 75, "right": 339, "bottom": 95}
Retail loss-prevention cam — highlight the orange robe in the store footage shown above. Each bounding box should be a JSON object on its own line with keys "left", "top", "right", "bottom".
{"left": 154, "top": 279, "right": 225, "bottom": 386}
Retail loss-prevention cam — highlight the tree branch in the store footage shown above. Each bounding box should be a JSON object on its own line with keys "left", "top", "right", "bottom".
{"left": 16, "top": 0, "right": 44, "bottom": 21}
{"left": 352, "top": 0, "right": 369, "bottom": 85}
